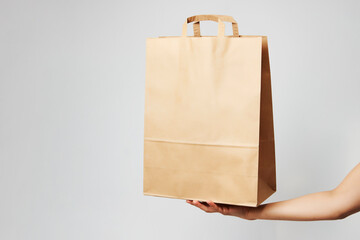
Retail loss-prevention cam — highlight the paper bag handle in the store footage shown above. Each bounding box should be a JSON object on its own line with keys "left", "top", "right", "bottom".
{"left": 182, "top": 15, "right": 239, "bottom": 37}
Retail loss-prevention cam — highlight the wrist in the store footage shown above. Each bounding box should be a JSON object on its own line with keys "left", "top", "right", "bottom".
{"left": 246, "top": 204, "right": 266, "bottom": 220}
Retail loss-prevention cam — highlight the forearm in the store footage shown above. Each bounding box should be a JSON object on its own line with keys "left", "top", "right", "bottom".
{"left": 248, "top": 190, "right": 345, "bottom": 221}
{"left": 189, "top": 163, "right": 360, "bottom": 221}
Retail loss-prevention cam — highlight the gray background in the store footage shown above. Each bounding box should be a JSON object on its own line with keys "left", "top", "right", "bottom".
{"left": 1, "top": 0, "right": 360, "bottom": 239}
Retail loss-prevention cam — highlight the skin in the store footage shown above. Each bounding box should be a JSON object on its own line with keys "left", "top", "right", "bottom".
{"left": 187, "top": 162, "right": 360, "bottom": 221}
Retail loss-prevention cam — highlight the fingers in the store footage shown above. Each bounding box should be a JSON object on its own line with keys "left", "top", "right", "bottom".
{"left": 186, "top": 199, "right": 219, "bottom": 213}
{"left": 207, "top": 200, "right": 219, "bottom": 209}
{"left": 187, "top": 200, "right": 210, "bottom": 212}
{"left": 194, "top": 200, "right": 212, "bottom": 212}
{"left": 207, "top": 200, "right": 225, "bottom": 214}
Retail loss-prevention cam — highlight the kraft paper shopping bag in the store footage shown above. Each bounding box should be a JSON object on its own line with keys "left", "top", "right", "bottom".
{"left": 143, "top": 15, "right": 276, "bottom": 207}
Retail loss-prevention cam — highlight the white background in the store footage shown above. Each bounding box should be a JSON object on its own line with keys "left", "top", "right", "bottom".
{"left": 1, "top": 0, "right": 360, "bottom": 239}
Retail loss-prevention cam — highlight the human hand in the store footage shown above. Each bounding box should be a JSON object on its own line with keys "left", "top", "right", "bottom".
{"left": 186, "top": 200, "right": 256, "bottom": 220}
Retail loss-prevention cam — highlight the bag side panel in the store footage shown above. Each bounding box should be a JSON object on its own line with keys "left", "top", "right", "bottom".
{"left": 257, "top": 36, "right": 277, "bottom": 206}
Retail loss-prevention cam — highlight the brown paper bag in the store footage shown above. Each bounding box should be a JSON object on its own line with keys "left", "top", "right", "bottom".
{"left": 143, "top": 15, "right": 276, "bottom": 207}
